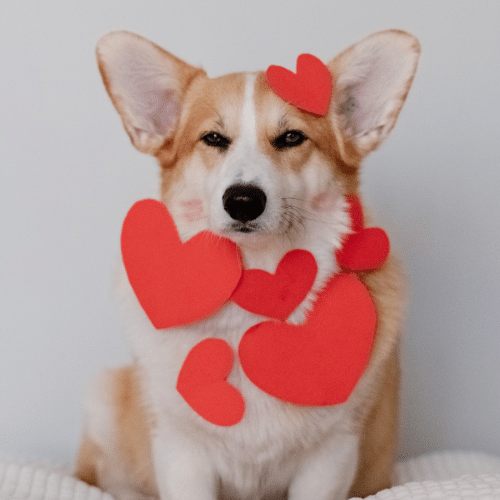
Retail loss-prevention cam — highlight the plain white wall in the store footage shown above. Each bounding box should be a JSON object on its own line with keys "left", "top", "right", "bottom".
{"left": 1, "top": 0, "right": 499, "bottom": 463}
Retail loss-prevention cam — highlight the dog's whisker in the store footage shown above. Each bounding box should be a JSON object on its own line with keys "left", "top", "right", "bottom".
{"left": 280, "top": 199, "right": 322, "bottom": 230}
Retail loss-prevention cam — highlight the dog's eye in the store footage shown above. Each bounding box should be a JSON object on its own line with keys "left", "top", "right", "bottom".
{"left": 201, "top": 132, "right": 231, "bottom": 151}
{"left": 272, "top": 130, "right": 308, "bottom": 150}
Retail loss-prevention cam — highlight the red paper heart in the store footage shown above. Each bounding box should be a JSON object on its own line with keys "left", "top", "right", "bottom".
{"left": 335, "top": 196, "right": 390, "bottom": 271}
{"left": 266, "top": 54, "right": 333, "bottom": 116}
{"left": 121, "top": 199, "right": 241, "bottom": 329}
{"left": 177, "top": 338, "right": 245, "bottom": 426}
{"left": 345, "top": 195, "right": 364, "bottom": 233}
{"left": 231, "top": 250, "right": 317, "bottom": 321}
{"left": 336, "top": 227, "right": 390, "bottom": 271}
{"left": 239, "top": 273, "right": 376, "bottom": 406}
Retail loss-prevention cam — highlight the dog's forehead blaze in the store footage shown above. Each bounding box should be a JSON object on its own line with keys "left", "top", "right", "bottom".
{"left": 181, "top": 73, "right": 247, "bottom": 140}
{"left": 177, "top": 70, "right": 336, "bottom": 147}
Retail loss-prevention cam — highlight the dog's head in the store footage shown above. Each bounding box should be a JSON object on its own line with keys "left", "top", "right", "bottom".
{"left": 96, "top": 31, "right": 419, "bottom": 249}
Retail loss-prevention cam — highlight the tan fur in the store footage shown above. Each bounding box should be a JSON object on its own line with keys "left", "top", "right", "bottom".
{"left": 76, "top": 366, "right": 158, "bottom": 497}
{"left": 350, "top": 256, "right": 406, "bottom": 496}
{"left": 350, "top": 349, "right": 400, "bottom": 497}
{"left": 75, "top": 434, "right": 101, "bottom": 487}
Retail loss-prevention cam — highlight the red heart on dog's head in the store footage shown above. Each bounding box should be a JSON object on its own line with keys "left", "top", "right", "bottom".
{"left": 231, "top": 250, "right": 317, "bottom": 321}
{"left": 121, "top": 199, "right": 241, "bottom": 329}
{"left": 266, "top": 54, "right": 333, "bottom": 116}
{"left": 239, "top": 274, "right": 376, "bottom": 406}
{"left": 177, "top": 338, "right": 245, "bottom": 427}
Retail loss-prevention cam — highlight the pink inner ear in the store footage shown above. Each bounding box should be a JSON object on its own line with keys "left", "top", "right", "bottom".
{"left": 150, "top": 90, "right": 181, "bottom": 136}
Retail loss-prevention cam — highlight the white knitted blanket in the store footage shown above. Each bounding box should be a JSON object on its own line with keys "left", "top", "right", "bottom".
{"left": 1, "top": 451, "right": 500, "bottom": 499}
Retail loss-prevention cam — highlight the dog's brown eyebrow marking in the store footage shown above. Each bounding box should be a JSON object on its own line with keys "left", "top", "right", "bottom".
{"left": 199, "top": 114, "right": 228, "bottom": 137}
{"left": 215, "top": 116, "right": 225, "bottom": 130}
{"left": 209, "top": 115, "right": 232, "bottom": 137}
{"left": 278, "top": 114, "right": 290, "bottom": 131}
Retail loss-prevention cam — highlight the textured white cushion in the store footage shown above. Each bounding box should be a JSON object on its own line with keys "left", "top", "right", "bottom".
{"left": 1, "top": 451, "right": 500, "bottom": 499}
{"left": 355, "top": 451, "right": 500, "bottom": 499}
{"left": 0, "top": 458, "right": 112, "bottom": 500}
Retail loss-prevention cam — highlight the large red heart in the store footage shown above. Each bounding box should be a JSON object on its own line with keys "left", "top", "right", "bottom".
{"left": 266, "top": 54, "right": 333, "bottom": 116}
{"left": 177, "top": 338, "right": 245, "bottom": 427}
{"left": 231, "top": 250, "right": 317, "bottom": 321}
{"left": 238, "top": 273, "right": 376, "bottom": 406}
{"left": 335, "top": 196, "right": 390, "bottom": 271}
{"left": 121, "top": 199, "right": 241, "bottom": 329}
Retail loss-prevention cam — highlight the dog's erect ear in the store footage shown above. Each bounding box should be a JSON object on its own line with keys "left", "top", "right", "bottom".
{"left": 328, "top": 30, "right": 420, "bottom": 161}
{"left": 96, "top": 31, "right": 204, "bottom": 155}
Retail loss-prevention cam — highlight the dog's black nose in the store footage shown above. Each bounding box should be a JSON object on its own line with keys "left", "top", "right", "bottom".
{"left": 223, "top": 184, "right": 267, "bottom": 223}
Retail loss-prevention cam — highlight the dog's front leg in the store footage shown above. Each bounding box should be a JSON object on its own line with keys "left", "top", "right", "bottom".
{"left": 288, "top": 432, "right": 360, "bottom": 500}
{"left": 152, "top": 432, "right": 218, "bottom": 500}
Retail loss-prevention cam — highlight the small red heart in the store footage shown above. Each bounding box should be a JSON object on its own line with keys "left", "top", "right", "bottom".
{"left": 121, "top": 199, "right": 241, "bottom": 329}
{"left": 177, "top": 338, "right": 245, "bottom": 427}
{"left": 239, "top": 274, "right": 376, "bottom": 406}
{"left": 231, "top": 250, "right": 317, "bottom": 321}
{"left": 335, "top": 196, "right": 390, "bottom": 271}
{"left": 336, "top": 228, "right": 390, "bottom": 271}
{"left": 266, "top": 54, "right": 333, "bottom": 116}
{"left": 345, "top": 195, "right": 364, "bottom": 233}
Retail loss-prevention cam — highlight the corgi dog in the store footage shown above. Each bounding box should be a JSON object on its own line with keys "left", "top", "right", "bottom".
{"left": 75, "top": 29, "right": 420, "bottom": 500}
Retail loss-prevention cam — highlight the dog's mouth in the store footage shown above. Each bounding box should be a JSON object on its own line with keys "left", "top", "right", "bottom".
{"left": 221, "top": 222, "right": 269, "bottom": 247}
{"left": 217, "top": 184, "right": 309, "bottom": 243}
{"left": 220, "top": 196, "right": 308, "bottom": 241}
{"left": 229, "top": 221, "right": 261, "bottom": 234}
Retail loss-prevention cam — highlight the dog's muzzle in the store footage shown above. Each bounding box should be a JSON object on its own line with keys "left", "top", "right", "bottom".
{"left": 223, "top": 183, "right": 267, "bottom": 224}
